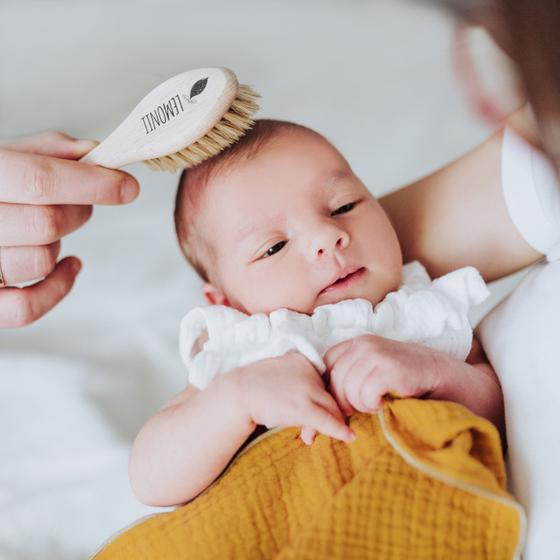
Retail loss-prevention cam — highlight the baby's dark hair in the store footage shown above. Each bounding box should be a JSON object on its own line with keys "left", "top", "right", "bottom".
{"left": 174, "top": 119, "right": 322, "bottom": 282}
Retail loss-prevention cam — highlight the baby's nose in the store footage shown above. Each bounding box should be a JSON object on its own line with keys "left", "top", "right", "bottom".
{"left": 313, "top": 222, "right": 349, "bottom": 256}
{"left": 318, "top": 237, "right": 344, "bottom": 255}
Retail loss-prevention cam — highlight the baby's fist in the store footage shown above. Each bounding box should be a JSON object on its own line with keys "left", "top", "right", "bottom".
{"left": 324, "top": 335, "right": 438, "bottom": 415}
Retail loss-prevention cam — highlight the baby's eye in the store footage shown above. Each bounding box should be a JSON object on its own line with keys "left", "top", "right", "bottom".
{"left": 331, "top": 202, "right": 355, "bottom": 216}
{"left": 263, "top": 240, "right": 287, "bottom": 258}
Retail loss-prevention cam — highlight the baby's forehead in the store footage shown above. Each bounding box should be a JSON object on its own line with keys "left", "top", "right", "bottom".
{"left": 195, "top": 129, "right": 353, "bottom": 234}
{"left": 209, "top": 153, "right": 353, "bottom": 223}
{"left": 208, "top": 130, "right": 341, "bottom": 187}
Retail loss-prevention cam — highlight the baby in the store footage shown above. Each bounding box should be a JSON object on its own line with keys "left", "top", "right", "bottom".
{"left": 129, "top": 119, "right": 504, "bottom": 507}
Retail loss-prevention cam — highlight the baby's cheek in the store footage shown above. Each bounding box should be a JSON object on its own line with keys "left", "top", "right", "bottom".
{"left": 245, "top": 271, "right": 313, "bottom": 315}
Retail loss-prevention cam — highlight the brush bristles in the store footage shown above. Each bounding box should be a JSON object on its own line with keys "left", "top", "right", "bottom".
{"left": 143, "top": 84, "right": 260, "bottom": 172}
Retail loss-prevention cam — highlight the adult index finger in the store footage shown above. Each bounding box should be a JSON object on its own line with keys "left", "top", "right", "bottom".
{"left": 0, "top": 131, "right": 98, "bottom": 160}
{"left": 0, "top": 147, "right": 139, "bottom": 205}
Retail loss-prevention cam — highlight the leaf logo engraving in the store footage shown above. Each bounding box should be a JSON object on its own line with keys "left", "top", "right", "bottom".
{"left": 191, "top": 78, "right": 208, "bottom": 98}
{"left": 183, "top": 77, "right": 208, "bottom": 104}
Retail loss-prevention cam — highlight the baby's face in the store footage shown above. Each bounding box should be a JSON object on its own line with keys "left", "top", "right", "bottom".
{"left": 197, "top": 131, "right": 403, "bottom": 315}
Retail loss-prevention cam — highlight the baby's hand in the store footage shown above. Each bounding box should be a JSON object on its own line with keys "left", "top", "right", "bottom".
{"left": 232, "top": 352, "right": 355, "bottom": 445}
{"left": 324, "top": 334, "right": 442, "bottom": 416}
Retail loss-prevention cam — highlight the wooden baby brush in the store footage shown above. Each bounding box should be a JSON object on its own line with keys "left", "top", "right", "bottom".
{"left": 80, "top": 67, "right": 260, "bottom": 172}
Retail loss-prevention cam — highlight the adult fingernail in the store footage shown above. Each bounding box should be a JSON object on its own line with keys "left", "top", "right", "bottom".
{"left": 120, "top": 176, "right": 139, "bottom": 203}
{"left": 76, "top": 139, "right": 99, "bottom": 149}
{"left": 74, "top": 139, "right": 99, "bottom": 156}
{"left": 348, "top": 430, "right": 356, "bottom": 442}
{"left": 71, "top": 259, "right": 82, "bottom": 275}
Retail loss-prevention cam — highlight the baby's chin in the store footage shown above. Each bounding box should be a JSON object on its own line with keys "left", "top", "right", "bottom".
{"left": 238, "top": 301, "right": 317, "bottom": 317}
{"left": 238, "top": 292, "right": 386, "bottom": 317}
{"left": 313, "top": 289, "right": 386, "bottom": 313}
{"left": 312, "top": 296, "right": 382, "bottom": 314}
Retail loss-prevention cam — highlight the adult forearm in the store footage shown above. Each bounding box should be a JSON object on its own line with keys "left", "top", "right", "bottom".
{"left": 379, "top": 128, "right": 542, "bottom": 282}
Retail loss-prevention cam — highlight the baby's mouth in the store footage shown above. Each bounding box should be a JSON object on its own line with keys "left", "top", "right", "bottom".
{"left": 320, "top": 267, "right": 365, "bottom": 294}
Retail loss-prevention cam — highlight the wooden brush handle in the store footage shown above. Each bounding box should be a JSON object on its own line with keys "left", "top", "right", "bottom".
{"left": 80, "top": 67, "right": 238, "bottom": 169}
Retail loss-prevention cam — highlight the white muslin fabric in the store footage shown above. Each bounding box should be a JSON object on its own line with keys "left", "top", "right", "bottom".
{"left": 180, "top": 262, "right": 489, "bottom": 390}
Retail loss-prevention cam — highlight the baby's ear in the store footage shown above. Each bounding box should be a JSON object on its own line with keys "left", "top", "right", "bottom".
{"left": 202, "top": 282, "right": 230, "bottom": 307}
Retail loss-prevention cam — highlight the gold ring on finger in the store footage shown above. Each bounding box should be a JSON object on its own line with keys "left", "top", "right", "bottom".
{"left": 0, "top": 248, "right": 6, "bottom": 288}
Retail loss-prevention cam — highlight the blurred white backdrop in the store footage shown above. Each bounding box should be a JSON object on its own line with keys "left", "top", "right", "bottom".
{"left": 0, "top": 1, "right": 511, "bottom": 558}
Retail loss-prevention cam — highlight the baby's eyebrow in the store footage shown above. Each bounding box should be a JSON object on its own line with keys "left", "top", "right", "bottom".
{"left": 235, "top": 218, "right": 276, "bottom": 244}
{"left": 321, "top": 169, "right": 355, "bottom": 192}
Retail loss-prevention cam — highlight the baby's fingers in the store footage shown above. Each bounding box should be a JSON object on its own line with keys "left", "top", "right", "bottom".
{"left": 328, "top": 380, "right": 354, "bottom": 418}
{"left": 300, "top": 426, "right": 317, "bottom": 445}
{"left": 326, "top": 352, "right": 357, "bottom": 417}
{"left": 338, "top": 357, "right": 383, "bottom": 413}
{"left": 360, "top": 376, "right": 388, "bottom": 412}
{"left": 306, "top": 403, "right": 356, "bottom": 443}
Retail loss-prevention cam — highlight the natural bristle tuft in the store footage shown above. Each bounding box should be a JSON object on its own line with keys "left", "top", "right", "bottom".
{"left": 143, "top": 84, "right": 260, "bottom": 172}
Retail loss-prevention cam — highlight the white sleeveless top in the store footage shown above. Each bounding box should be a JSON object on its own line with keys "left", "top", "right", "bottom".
{"left": 477, "top": 127, "right": 560, "bottom": 560}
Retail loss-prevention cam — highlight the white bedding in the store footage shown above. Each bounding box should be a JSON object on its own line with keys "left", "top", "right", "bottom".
{"left": 0, "top": 1, "right": 506, "bottom": 558}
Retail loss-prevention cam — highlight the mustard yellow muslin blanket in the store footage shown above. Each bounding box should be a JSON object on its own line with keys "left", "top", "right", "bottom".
{"left": 90, "top": 397, "right": 525, "bottom": 560}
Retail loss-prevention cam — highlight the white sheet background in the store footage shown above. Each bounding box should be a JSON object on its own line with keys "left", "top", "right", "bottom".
{"left": 0, "top": 1, "right": 521, "bottom": 558}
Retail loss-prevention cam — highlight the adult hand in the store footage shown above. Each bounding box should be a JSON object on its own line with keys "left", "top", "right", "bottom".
{"left": 0, "top": 131, "right": 139, "bottom": 328}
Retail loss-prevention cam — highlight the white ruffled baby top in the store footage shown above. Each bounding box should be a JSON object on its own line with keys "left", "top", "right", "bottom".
{"left": 179, "top": 262, "right": 489, "bottom": 390}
